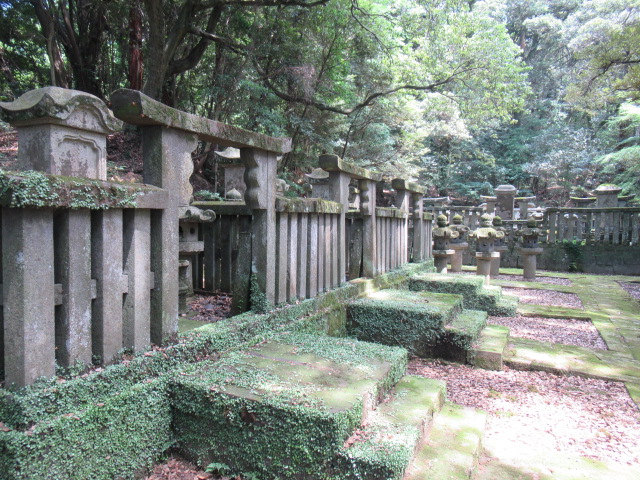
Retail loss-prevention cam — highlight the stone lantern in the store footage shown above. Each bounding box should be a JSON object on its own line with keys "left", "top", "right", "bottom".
{"left": 491, "top": 216, "right": 509, "bottom": 277}
{"left": 432, "top": 214, "right": 458, "bottom": 274}
{"left": 178, "top": 206, "right": 216, "bottom": 313}
{"left": 448, "top": 214, "right": 469, "bottom": 273}
{"left": 470, "top": 213, "right": 505, "bottom": 284}
{"left": 516, "top": 217, "right": 546, "bottom": 280}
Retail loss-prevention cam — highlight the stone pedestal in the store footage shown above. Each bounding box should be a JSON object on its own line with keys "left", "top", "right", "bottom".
{"left": 449, "top": 242, "right": 468, "bottom": 272}
{"left": 519, "top": 247, "right": 543, "bottom": 280}
{"left": 491, "top": 245, "right": 508, "bottom": 277}
{"left": 433, "top": 249, "right": 455, "bottom": 274}
{"left": 476, "top": 252, "right": 499, "bottom": 285}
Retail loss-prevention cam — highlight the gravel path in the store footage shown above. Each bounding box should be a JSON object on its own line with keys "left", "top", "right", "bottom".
{"left": 494, "top": 274, "right": 572, "bottom": 285}
{"left": 619, "top": 282, "right": 640, "bottom": 301}
{"left": 502, "top": 287, "right": 583, "bottom": 309}
{"left": 408, "top": 359, "right": 640, "bottom": 466}
{"left": 488, "top": 315, "right": 607, "bottom": 350}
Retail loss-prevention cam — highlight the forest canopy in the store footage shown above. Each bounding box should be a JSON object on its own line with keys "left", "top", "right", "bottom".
{"left": 1, "top": 0, "right": 638, "bottom": 204}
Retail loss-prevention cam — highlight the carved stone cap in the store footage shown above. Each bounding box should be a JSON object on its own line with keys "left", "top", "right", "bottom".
{"left": 110, "top": 89, "right": 291, "bottom": 154}
{"left": 495, "top": 184, "right": 517, "bottom": 194}
{"left": 391, "top": 179, "right": 427, "bottom": 194}
{"left": 593, "top": 184, "right": 622, "bottom": 195}
{"left": 318, "top": 154, "right": 382, "bottom": 181}
{"left": 0, "top": 87, "right": 121, "bottom": 133}
{"left": 179, "top": 205, "right": 216, "bottom": 222}
{"left": 305, "top": 168, "right": 330, "bottom": 180}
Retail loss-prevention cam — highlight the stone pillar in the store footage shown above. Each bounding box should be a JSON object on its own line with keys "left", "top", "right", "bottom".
{"left": 520, "top": 247, "right": 543, "bottom": 280}
{"left": 412, "top": 193, "right": 425, "bottom": 262}
{"left": 476, "top": 252, "right": 498, "bottom": 285}
{"left": 242, "top": 148, "right": 278, "bottom": 305}
{"left": 360, "top": 178, "right": 377, "bottom": 277}
{"left": 495, "top": 185, "right": 517, "bottom": 220}
{"left": 392, "top": 179, "right": 427, "bottom": 266}
{"left": 515, "top": 196, "right": 535, "bottom": 220}
{"left": 394, "top": 187, "right": 410, "bottom": 265}
{"left": 142, "top": 127, "right": 197, "bottom": 342}
{"left": 324, "top": 159, "right": 350, "bottom": 284}
{"left": 2, "top": 208, "right": 56, "bottom": 386}
{"left": 449, "top": 243, "right": 468, "bottom": 272}
{"left": 481, "top": 196, "right": 496, "bottom": 214}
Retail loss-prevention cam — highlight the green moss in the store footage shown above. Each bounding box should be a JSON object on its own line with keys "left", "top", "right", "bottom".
{"left": 0, "top": 170, "right": 142, "bottom": 209}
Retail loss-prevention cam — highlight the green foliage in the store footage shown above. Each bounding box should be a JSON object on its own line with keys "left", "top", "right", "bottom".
{"left": 193, "top": 190, "right": 224, "bottom": 202}
{"left": 562, "top": 238, "right": 586, "bottom": 272}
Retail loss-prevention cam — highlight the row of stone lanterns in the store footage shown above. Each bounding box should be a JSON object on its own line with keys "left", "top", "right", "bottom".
{"left": 432, "top": 213, "right": 546, "bottom": 283}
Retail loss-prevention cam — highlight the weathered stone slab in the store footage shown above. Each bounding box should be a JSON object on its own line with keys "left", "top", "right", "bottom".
{"left": 110, "top": 89, "right": 291, "bottom": 154}
{"left": 123, "top": 209, "right": 152, "bottom": 352}
{"left": 54, "top": 209, "right": 92, "bottom": 367}
{"left": 91, "top": 209, "right": 124, "bottom": 363}
{"left": 319, "top": 154, "right": 382, "bottom": 181}
{"left": 391, "top": 178, "right": 427, "bottom": 194}
{"left": 2, "top": 208, "right": 56, "bottom": 386}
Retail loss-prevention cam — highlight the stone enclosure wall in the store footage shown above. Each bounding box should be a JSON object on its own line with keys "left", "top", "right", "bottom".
{"left": 0, "top": 87, "right": 434, "bottom": 387}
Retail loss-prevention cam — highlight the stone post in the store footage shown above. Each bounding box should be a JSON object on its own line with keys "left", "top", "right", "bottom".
{"left": 322, "top": 156, "right": 350, "bottom": 284}
{"left": 392, "top": 179, "right": 427, "bottom": 266}
{"left": 515, "top": 196, "right": 535, "bottom": 220}
{"left": 412, "top": 193, "right": 425, "bottom": 262}
{"left": 495, "top": 185, "right": 517, "bottom": 220}
{"left": 480, "top": 196, "right": 497, "bottom": 214}
{"left": 360, "top": 178, "right": 377, "bottom": 277}
{"left": 242, "top": 148, "right": 278, "bottom": 305}
{"left": 0, "top": 87, "right": 120, "bottom": 385}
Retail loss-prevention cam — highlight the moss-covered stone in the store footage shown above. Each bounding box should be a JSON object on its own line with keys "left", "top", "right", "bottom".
{"left": 171, "top": 335, "right": 408, "bottom": 479}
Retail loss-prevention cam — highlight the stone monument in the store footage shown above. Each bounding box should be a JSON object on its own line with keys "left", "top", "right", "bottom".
{"left": 494, "top": 184, "right": 517, "bottom": 220}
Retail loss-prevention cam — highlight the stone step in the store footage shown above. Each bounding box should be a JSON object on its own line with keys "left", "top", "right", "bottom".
{"left": 333, "top": 375, "right": 447, "bottom": 480}
{"left": 408, "top": 273, "right": 518, "bottom": 316}
{"left": 171, "top": 333, "right": 409, "bottom": 478}
{"left": 468, "top": 324, "right": 510, "bottom": 370}
{"left": 347, "top": 289, "right": 464, "bottom": 356}
{"left": 443, "top": 310, "right": 489, "bottom": 362}
{"left": 404, "top": 402, "right": 487, "bottom": 480}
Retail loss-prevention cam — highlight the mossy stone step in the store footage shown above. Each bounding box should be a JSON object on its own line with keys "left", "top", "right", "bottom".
{"left": 468, "top": 324, "right": 510, "bottom": 370}
{"left": 171, "top": 333, "right": 409, "bottom": 479}
{"left": 334, "top": 375, "right": 446, "bottom": 480}
{"left": 404, "top": 402, "right": 487, "bottom": 480}
{"left": 409, "top": 273, "right": 518, "bottom": 316}
{"left": 447, "top": 309, "right": 488, "bottom": 351}
{"left": 347, "top": 289, "right": 464, "bottom": 356}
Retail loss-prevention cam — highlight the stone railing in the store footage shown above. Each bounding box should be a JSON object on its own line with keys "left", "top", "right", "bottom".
{"left": 195, "top": 156, "right": 433, "bottom": 312}
{"left": 0, "top": 87, "right": 290, "bottom": 386}
{"left": 543, "top": 207, "right": 640, "bottom": 245}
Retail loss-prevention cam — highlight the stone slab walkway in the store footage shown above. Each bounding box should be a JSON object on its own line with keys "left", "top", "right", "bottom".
{"left": 487, "top": 268, "right": 640, "bottom": 409}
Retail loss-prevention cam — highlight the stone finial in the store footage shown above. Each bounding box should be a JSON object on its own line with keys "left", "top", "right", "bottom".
{"left": 0, "top": 87, "right": 121, "bottom": 180}
{"left": 226, "top": 188, "right": 243, "bottom": 201}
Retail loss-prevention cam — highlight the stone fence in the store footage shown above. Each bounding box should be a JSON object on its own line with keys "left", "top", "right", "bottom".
{"left": 191, "top": 159, "right": 433, "bottom": 313}
{"left": 0, "top": 87, "right": 290, "bottom": 386}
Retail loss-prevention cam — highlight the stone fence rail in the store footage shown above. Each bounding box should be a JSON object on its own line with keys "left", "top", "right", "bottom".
{"left": 0, "top": 87, "right": 290, "bottom": 386}
{"left": 0, "top": 87, "right": 434, "bottom": 386}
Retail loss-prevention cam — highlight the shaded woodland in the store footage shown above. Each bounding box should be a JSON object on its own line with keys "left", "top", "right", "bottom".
{"left": 1, "top": 0, "right": 639, "bottom": 203}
